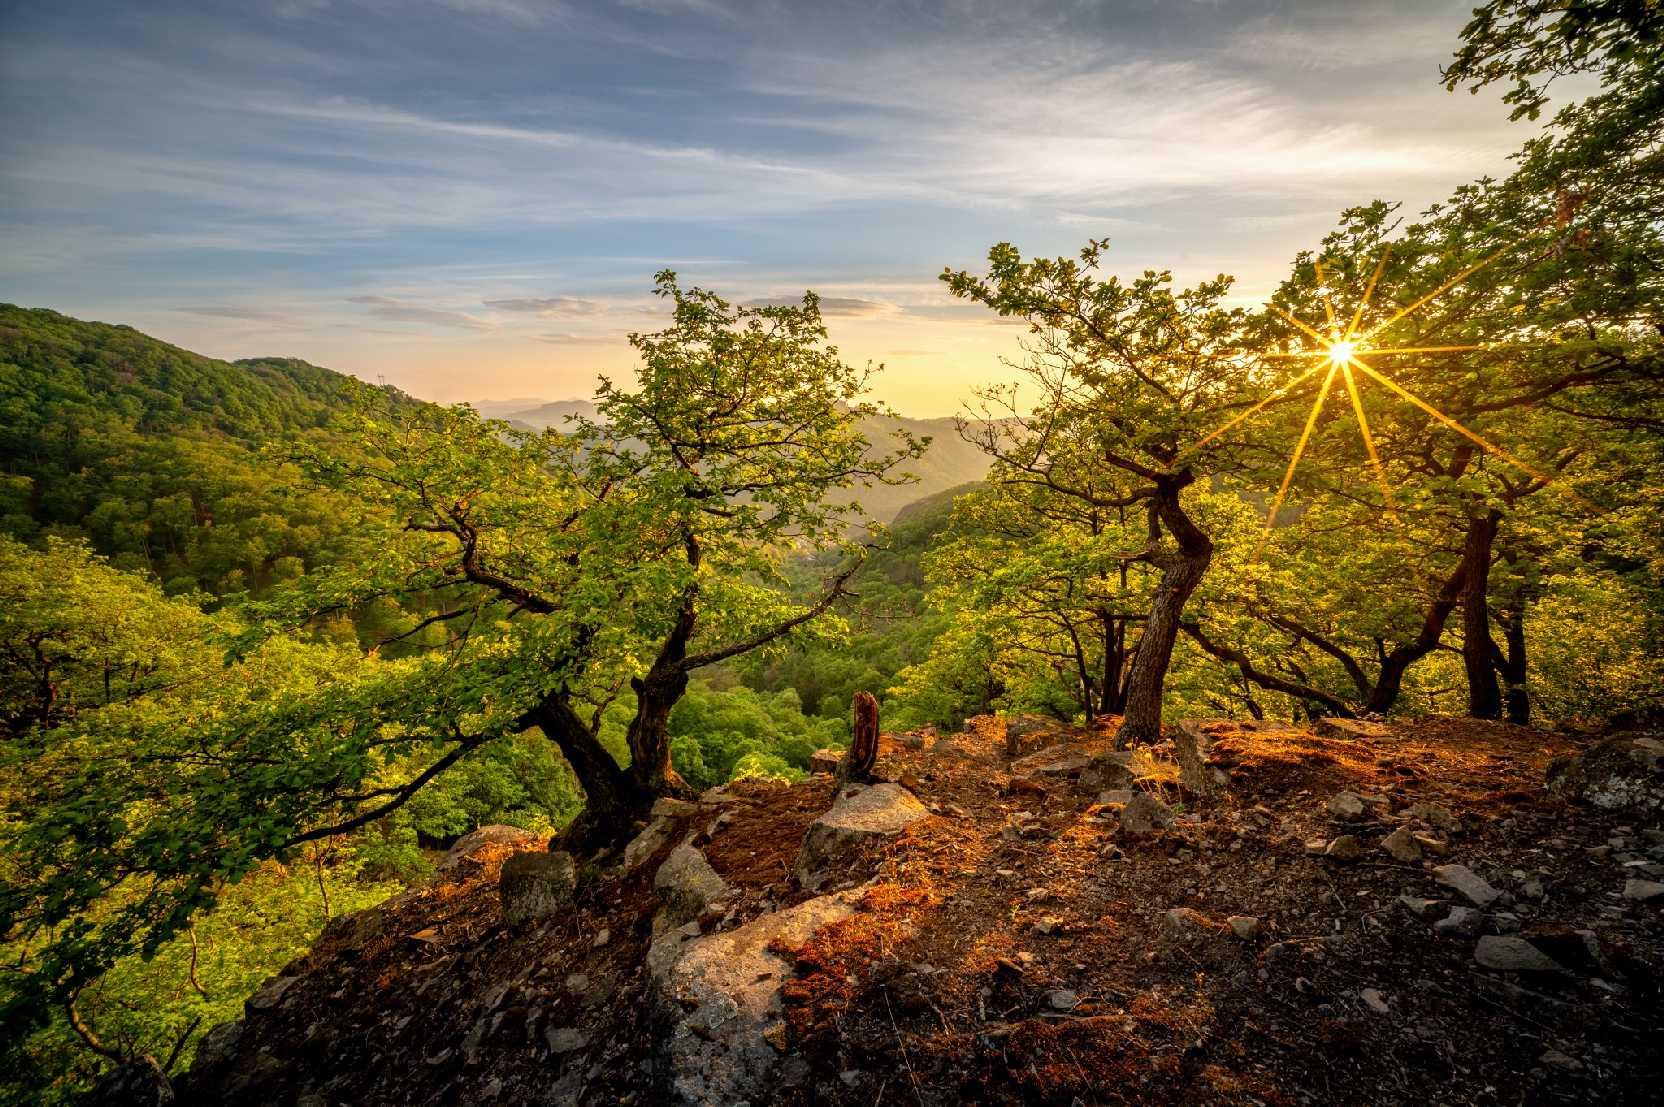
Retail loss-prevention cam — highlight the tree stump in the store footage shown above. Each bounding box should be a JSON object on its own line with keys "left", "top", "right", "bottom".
{"left": 838, "top": 691, "right": 880, "bottom": 786}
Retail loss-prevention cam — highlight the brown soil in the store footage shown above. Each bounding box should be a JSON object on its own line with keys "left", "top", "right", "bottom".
{"left": 179, "top": 717, "right": 1663, "bottom": 1106}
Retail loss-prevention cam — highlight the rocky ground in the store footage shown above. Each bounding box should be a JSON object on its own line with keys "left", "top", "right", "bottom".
{"left": 152, "top": 715, "right": 1662, "bottom": 1107}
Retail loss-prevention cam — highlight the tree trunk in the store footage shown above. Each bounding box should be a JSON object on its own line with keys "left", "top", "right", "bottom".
{"left": 1496, "top": 598, "right": 1530, "bottom": 725}
{"left": 1462, "top": 511, "right": 1504, "bottom": 720}
{"left": 839, "top": 691, "right": 880, "bottom": 785}
{"left": 1099, "top": 614, "right": 1128, "bottom": 715}
{"left": 532, "top": 697, "right": 647, "bottom": 852}
{"left": 1114, "top": 477, "right": 1212, "bottom": 749}
{"left": 1366, "top": 555, "right": 1468, "bottom": 715}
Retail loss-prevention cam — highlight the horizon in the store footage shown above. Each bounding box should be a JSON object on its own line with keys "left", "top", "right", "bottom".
{"left": 2, "top": 1, "right": 1548, "bottom": 416}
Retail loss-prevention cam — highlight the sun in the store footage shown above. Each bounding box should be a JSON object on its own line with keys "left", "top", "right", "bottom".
{"left": 1180, "top": 240, "right": 1588, "bottom": 549}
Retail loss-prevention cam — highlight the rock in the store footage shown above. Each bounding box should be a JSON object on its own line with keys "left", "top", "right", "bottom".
{"left": 1434, "top": 906, "right": 1486, "bottom": 936}
{"left": 1227, "top": 915, "right": 1261, "bottom": 940}
{"left": 565, "top": 972, "right": 590, "bottom": 994}
{"left": 245, "top": 975, "right": 300, "bottom": 1013}
{"left": 189, "top": 1019, "right": 245, "bottom": 1074}
{"left": 794, "top": 783, "right": 928, "bottom": 889}
{"left": 1380, "top": 826, "right": 1422, "bottom": 863}
{"left": 809, "top": 749, "right": 843, "bottom": 775}
{"left": 434, "top": 824, "right": 542, "bottom": 883}
{"left": 1046, "top": 989, "right": 1079, "bottom": 1011}
{"left": 656, "top": 843, "right": 734, "bottom": 929}
{"left": 762, "top": 1022, "right": 789, "bottom": 1052}
{"left": 1412, "top": 833, "right": 1450, "bottom": 856}
{"left": 1314, "top": 717, "right": 1390, "bottom": 742}
{"left": 1003, "top": 775, "right": 1049, "bottom": 797}
{"left": 1434, "top": 864, "right": 1501, "bottom": 907}
{"left": 1164, "top": 907, "right": 1213, "bottom": 934}
{"left": 593, "top": 928, "right": 612, "bottom": 949}
{"left": 499, "top": 850, "right": 577, "bottom": 925}
{"left": 1546, "top": 733, "right": 1664, "bottom": 812}
{"left": 1474, "top": 935, "right": 1566, "bottom": 974}
{"left": 618, "top": 817, "right": 676, "bottom": 873}
{"left": 545, "top": 1026, "right": 588, "bottom": 1054}
{"left": 1324, "top": 835, "right": 1365, "bottom": 862}
{"left": 1095, "top": 788, "right": 1134, "bottom": 806}
{"left": 1079, "top": 751, "right": 1135, "bottom": 791}
{"left": 649, "top": 888, "right": 861, "bottom": 1106}
{"left": 1399, "top": 896, "right": 1446, "bottom": 920}
{"left": 1327, "top": 792, "right": 1368, "bottom": 820}
{"left": 1117, "top": 792, "right": 1173, "bottom": 836}
{"left": 1405, "top": 802, "right": 1461, "bottom": 833}
{"left": 1032, "top": 916, "right": 1063, "bottom": 936}
{"left": 1539, "top": 1049, "right": 1583, "bottom": 1072}
{"left": 1622, "top": 878, "right": 1664, "bottom": 903}
{"left": 652, "top": 796, "right": 703, "bottom": 819}
{"left": 1359, "top": 988, "right": 1390, "bottom": 1015}
{"left": 1304, "top": 839, "right": 1329, "bottom": 856}
{"left": 1013, "top": 745, "right": 1094, "bottom": 777}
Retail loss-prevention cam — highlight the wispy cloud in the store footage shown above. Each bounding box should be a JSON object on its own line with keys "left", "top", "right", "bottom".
{"left": 347, "top": 295, "right": 493, "bottom": 330}
{"left": 485, "top": 296, "right": 607, "bottom": 316}
{"left": 743, "top": 295, "right": 895, "bottom": 317}
{"left": 173, "top": 304, "right": 297, "bottom": 323}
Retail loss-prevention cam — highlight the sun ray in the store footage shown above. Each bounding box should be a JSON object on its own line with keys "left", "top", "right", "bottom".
{"left": 1350, "top": 360, "right": 1597, "bottom": 510}
{"left": 1260, "top": 363, "right": 1338, "bottom": 542}
{"left": 1339, "top": 360, "right": 1395, "bottom": 514}
{"left": 1177, "top": 361, "right": 1326, "bottom": 461}
{"left": 1268, "top": 303, "right": 1330, "bottom": 346}
{"left": 1360, "top": 344, "right": 1485, "bottom": 356}
{"left": 1366, "top": 238, "right": 1519, "bottom": 336}
{"left": 1343, "top": 248, "right": 1390, "bottom": 341}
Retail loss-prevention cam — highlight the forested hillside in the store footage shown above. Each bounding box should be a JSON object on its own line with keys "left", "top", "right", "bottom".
{"left": 0, "top": 305, "right": 403, "bottom": 596}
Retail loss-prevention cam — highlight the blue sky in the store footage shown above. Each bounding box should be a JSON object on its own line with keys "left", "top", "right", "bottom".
{"left": 0, "top": 0, "right": 1538, "bottom": 413}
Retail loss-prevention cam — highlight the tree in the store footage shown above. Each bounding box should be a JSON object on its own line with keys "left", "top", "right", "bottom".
{"left": 942, "top": 244, "right": 1258, "bottom": 745}
{"left": 0, "top": 274, "right": 920, "bottom": 1045}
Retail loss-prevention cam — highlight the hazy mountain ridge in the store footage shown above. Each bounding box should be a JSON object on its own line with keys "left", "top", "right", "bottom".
{"left": 494, "top": 399, "right": 994, "bottom": 524}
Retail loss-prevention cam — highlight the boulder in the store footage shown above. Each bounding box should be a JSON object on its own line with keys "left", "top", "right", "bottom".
{"left": 434, "top": 824, "right": 542, "bottom": 883}
{"left": 1434, "top": 864, "right": 1501, "bottom": 908}
{"left": 1326, "top": 791, "right": 1368, "bottom": 820}
{"left": 655, "top": 843, "right": 734, "bottom": 930}
{"left": 652, "top": 796, "right": 703, "bottom": 820}
{"left": 809, "top": 749, "right": 843, "bottom": 775}
{"left": 1079, "top": 751, "right": 1136, "bottom": 791}
{"left": 1622, "top": 878, "right": 1664, "bottom": 903}
{"left": 1117, "top": 792, "right": 1173, "bottom": 836}
{"left": 1474, "top": 935, "right": 1566, "bottom": 974}
{"left": 1324, "top": 835, "right": 1365, "bottom": 862}
{"left": 499, "top": 850, "right": 577, "bottom": 925}
{"left": 245, "top": 975, "right": 300, "bottom": 1014}
{"left": 1380, "top": 826, "right": 1422, "bottom": 863}
{"left": 1545, "top": 733, "right": 1664, "bottom": 812}
{"left": 794, "top": 783, "right": 928, "bottom": 888}
{"left": 617, "top": 816, "right": 676, "bottom": 873}
{"left": 1012, "top": 745, "right": 1094, "bottom": 778}
{"left": 649, "top": 889, "right": 861, "bottom": 1106}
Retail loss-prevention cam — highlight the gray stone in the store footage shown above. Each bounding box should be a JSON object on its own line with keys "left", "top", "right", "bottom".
{"left": 545, "top": 1026, "right": 588, "bottom": 1054}
{"left": 1359, "top": 988, "right": 1390, "bottom": 1015}
{"left": 1380, "top": 826, "right": 1422, "bottom": 863}
{"left": 189, "top": 1019, "right": 245, "bottom": 1073}
{"left": 1474, "top": 935, "right": 1566, "bottom": 974}
{"left": 1546, "top": 734, "right": 1664, "bottom": 813}
{"left": 245, "top": 975, "right": 300, "bottom": 1013}
{"left": 1046, "top": 989, "right": 1080, "bottom": 1011}
{"left": 1399, "top": 896, "right": 1446, "bottom": 920}
{"left": 1227, "top": 915, "right": 1261, "bottom": 940}
{"left": 1327, "top": 792, "right": 1368, "bottom": 820}
{"left": 1434, "top": 906, "right": 1486, "bottom": 936}
{"left": 655, "top": 842, "right": 734, "bottom": 929}
{"left": 1325, "top": 835, "right": 1365, "bottom": 862}
{"left": 652, "top": 796, "right": 703, "bottom": 820}
{"left": 1622, "top": 878, "right": 1664, "bottom": 902}
{"left": 1095, "top": 788, "right": 1135, "bottom": 806}
{"left": 794, "top": 783, "right": 928, "bottom": 888}
{"left": 1405, "top": 802, "right": 1461, "bottom": 833}
{"left": 499, "top": 850, "right": 577, "bottom": 925}
{"left": 1079, "top": 751, "right": 1135, "bottom": 791}
{"left": 434, "top": 824, "right": 542, "bottom": 883}
{"left": 1012, "top": 745, "right": 1094, "bottom": 777}
{"left": 618, "top": 817, "right": 676, "bottom": 873}
{"left": 1117, "top": 792, "right": 1173, "bottom": 836}
{"left": 650, "top": 889, "right": 861, "bottom": 1106}
{"left": 592, "top": 928, "right": 612, "bottom": 949}
{"left": 1435, "top": 864, "right": 1501, "bottom": 907}
{"left": 809, "top": 748, "right": 843, "bottom": 775}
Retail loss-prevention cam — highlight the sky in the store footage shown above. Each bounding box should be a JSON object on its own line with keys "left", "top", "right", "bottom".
{"left": 0, "top": 0, "right": 1541, "bottom": 415}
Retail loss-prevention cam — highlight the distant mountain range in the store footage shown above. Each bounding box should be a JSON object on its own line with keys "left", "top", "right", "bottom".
{"left": 485, "top": 399, "right": 993, "bottom": 523}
